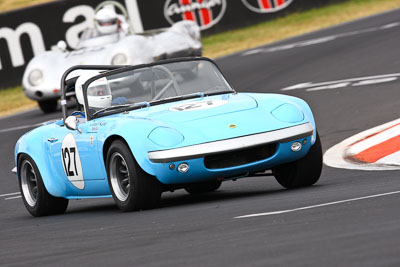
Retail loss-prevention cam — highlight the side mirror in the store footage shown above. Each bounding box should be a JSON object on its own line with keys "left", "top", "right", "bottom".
{"left": 57, "top": 40, "right": 67, "bottom": 52}
{"left": 65, "top": 116, "right": 79, "bottom": 132}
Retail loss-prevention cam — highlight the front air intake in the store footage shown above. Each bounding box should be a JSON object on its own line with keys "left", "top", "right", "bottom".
{"left": 204, "top": 143, "right": 276, "bottom": 169}
{"left": 35, "top": 91, "right": 43, "bottom": 98}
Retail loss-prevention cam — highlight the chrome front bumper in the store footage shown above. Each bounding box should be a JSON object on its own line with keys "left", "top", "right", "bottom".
{"left": 148, "top": 123, "right": 314, "bottom": 163}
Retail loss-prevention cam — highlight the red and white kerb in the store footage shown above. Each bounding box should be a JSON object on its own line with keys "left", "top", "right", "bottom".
{"left": 346, "top": 123, "right": 400, "bottom": 165}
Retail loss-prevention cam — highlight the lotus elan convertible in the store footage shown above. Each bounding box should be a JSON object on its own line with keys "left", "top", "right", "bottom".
{"left": 14, "top": 57, "right": 322, "bottom": 216}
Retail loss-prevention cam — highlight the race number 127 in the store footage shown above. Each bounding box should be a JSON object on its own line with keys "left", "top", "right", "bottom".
{"left": 62, "top": 147, "right": 78, "bottom": 177}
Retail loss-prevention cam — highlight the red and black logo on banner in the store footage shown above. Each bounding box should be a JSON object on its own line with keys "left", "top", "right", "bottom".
{"left": 241, "top": 0, "right": 293, "bottom": 13}
{"left": 164, "top": 0, "right": 227, "bottom": 30}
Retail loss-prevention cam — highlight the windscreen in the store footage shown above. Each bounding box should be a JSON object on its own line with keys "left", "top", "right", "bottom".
{"left": 84, "top": 59, "right": 233, "bottom": 115}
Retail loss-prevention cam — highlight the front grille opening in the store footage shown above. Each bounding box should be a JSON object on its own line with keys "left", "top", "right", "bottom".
{"left": 35, "top": 91, "right": 43, "bottom": 98}
{"left": 204, "top": 143, "right": 277, "bottom": 169}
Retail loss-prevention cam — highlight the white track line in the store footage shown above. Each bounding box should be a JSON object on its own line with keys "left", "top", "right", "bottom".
{"left": 235, "top": 190, "right": 400, "bottom": 218}
{"left": 0, "top": 124, "right": 42, "bottom": 134}
{"left": 243, "top": 22, "right": 400, "bottom": 57}
{"left": 5, "top": 196, "right": 22, "bottom": 200}
{"left": 0, "top": 119, "right": 58, "bottom": 134}
{"left": 0, "top": 192, "right": 20, "bottom": 197}
{"left": 282, "top": 73, "right": 400, "bottom": 91}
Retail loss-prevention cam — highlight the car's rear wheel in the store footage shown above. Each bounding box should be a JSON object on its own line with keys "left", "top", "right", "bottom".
{"left": 272, "top": 132, "right": 322, "bottom": 189}
{"left": 185, "top": 180, "right": 222, "bottom": 194}
{"left": 38, "top": 99, "right": 58, "bottom": 113}
{"left": 18, "top": 155, "right": 68, "bottom": 217}
{"left": 106, "top": 140, "right": 161, "bottom": 212}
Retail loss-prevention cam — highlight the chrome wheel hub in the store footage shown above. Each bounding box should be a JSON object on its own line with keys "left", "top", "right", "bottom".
{"left": 20, "top": 160, "right": 38, "bottom": 207}
{"left": 110, "top": 152, "right": 130, "bottom": 201}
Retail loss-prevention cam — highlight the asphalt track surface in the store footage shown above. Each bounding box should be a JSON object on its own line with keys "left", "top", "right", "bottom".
{"left": 1, "top": 9, "right": 400, "bottom": 266}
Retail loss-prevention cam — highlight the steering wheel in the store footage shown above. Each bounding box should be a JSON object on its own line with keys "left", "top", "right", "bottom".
{"left": 151, "top": 66, "right": 182, "bottom": 101}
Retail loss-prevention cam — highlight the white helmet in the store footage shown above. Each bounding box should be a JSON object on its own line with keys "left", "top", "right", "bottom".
{"left": 75, "top": 71, "right": 112, "bottom": 109}
{"left": 95, "top": 8, "right": 118, "bottom": 35}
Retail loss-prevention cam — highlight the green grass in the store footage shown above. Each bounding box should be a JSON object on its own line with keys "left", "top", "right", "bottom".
{"left": 0, "top": 0, "right": 53, "bottom": 13}
{"left": 0, "top": 86, "right": 37, "bottom": 116}
{"left": 202, "top": 0, "right": 400, "bottom": 58}
{"left": 1, "top": 0, "right": 400, "bottom": 116}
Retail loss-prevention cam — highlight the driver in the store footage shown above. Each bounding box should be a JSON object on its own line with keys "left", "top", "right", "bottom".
{"left": 79, "top": 7, "right": 129, "bottom": 43}
{"left": 75, "top": 71, "right": 127, "bottom": 118}
{"left": 88, "top": 84, "right": 109, "bottom": 97}
{"left": 95, "top": 8, "right": 119, "bottom": 36}
{"left": 75, "top": 72, "right": 112, "bottom": 117}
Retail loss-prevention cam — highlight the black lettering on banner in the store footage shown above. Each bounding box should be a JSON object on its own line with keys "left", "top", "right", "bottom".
{"left": 62, "top": 147, "right": 78, "bottom": 177}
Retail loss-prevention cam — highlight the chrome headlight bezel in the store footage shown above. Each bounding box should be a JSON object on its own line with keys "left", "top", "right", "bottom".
{"left": 111, "top": 53, "right": 128, "bottom": 65}
{"left": 28, "top": 69, "right": 44, "bottom": 86}
{"left": 148, "top": 127, "right": 184, "bottom": 148}
{"left": 271, "top": 103, "right": 304, "bottom": 123}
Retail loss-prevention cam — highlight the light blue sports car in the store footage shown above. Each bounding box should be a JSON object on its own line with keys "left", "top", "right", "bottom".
{"left": 13, "top": 57, "right": 322, "bottom": 216}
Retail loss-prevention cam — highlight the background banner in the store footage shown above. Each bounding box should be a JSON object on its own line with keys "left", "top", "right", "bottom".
{"left": 0, "top": 0, "right": 348, "bottom": 89}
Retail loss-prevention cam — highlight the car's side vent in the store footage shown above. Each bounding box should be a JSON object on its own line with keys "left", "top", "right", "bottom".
{"left": 204, "top": 143, "right": 277, "bottom": 169}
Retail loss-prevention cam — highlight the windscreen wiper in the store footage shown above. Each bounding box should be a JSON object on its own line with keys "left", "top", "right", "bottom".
{"left": 124, "top": 102, "right": 151, "bottom": 112}
{"left": 92, "top": 91, "right": 234, "bottom": 117}
{"left": 92, "top": 102, "right": 150, "bottom": 116}
{"left": 204, "top": 90, "right": 235, "bottom": 97}
{"left": 150, "top": 90, "right": 234, "bottom": 106}
{"left": 149, "top": 92, "right": 200, "bottom": 106}
{"left": 92, "top": 104, "right": 132, "bottom": 116}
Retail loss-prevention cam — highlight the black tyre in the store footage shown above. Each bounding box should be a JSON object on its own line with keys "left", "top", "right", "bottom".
{"left": 38, "top": 99, "right": 58, "bottom": 113}
{"left": 185, "top": 180, "right": 222, "bottom": 194}
{"left": 272, "top": 132, "right": 323, "bottom": 189}
{"left": 106, "top": 140, "right": 161, "bottom": 212}
{"left": 18, "top": 155, "right": 68, "bottom": 217}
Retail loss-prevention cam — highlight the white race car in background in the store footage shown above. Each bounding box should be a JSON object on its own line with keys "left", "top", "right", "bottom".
{"left": 22, "top": 1, "right": 202, "bottom": 113}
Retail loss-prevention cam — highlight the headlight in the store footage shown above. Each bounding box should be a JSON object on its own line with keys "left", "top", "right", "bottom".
{"left": 148, "top": 127, "right": 184, "bottom": 147}
{"left": 28, "top": 69, "right": 43, "bottom": 86}
{"left": 271, "top": 103, "right": 304, "bottom": 123}
{"left": 111, "top": 53, "right": 128, "bottom": 65}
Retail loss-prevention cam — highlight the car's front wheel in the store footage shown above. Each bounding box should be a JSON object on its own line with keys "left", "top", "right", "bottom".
{"left": 106, "top": 140, "right": 161, "bottom": 212}
{"left": 18, "top": 155, "right": 69, "bottom": 216}
{"left": 38, "top": 99, "right": 58, "bottom": 113}
{"left": 272, "top": 132, "right": 323, "bottom": 189}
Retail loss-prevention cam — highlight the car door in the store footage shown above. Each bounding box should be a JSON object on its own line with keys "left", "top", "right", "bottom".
{"left": 47, "top": 120, "right": 106, "bottom": 191}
